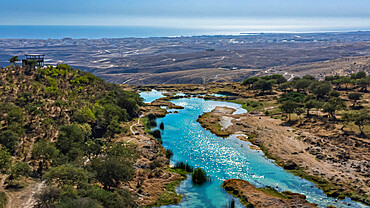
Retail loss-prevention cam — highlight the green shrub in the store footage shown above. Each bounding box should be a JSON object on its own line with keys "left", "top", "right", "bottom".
{"left": 174, "top": 162, "right": 193, "bottom": 172}
{"left": 11, "top": 162, "right": 30, "bottom": 178}
{"left": 166, "top": 149, "right": 174, "bottom": 159}
{"left": 0, "top": 148, "right": 12, "bottom": 174}
{"left": 151, "top": 129, "right": 161, "bottom": 139}
{"left": 0, "top": 130, "right": 18, "bottom": 153}
{"left": 0, "top": 192, "right": 7, "bottom": 208}
{"left": 192, "top": 168, "right": 208, "bottom": 185}
{"left": 56, "top": 198, "right": 102, "bottom": 208}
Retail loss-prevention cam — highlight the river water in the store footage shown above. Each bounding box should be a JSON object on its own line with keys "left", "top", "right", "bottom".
{"left": 140, "top": 91, "right": 367, "bottom": 208}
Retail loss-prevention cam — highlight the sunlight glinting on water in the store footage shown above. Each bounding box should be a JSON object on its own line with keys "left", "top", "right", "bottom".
{"left": 140, "top": 92, "right": 367, "bottom": 208}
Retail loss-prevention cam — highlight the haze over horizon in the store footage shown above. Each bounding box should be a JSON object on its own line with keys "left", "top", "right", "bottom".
{"left": 1, "top": 0, "right": 370, "bottom": 33}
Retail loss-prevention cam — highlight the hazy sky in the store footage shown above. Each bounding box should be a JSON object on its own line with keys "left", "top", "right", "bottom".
{"left": 1, "top": 0, "right": 370, "bottom": 32}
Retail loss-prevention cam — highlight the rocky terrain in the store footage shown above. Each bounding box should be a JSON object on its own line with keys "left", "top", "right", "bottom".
{"left": 222, "top": 179, "right": 317, "bottom": 208}
{"left": 197, "top": 106, "right": 369, "bottom": 205}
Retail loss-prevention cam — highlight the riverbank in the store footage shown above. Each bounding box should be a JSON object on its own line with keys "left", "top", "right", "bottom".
{"left": 197, "top": 106, "right": 369, "bottom": 205}
{"left": 222, "top": 179, "right": 317, "bottom": 208}
{"left": 119, "top": 104, "right": 186, "bottom": 207}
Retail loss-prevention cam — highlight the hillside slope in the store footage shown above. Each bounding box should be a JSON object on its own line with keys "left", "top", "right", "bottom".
{"left": 0, "top": 64, "right": 143, "bottom": 207}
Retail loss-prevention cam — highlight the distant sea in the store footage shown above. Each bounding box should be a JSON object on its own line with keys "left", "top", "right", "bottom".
{"left": 0, "top": 25, "right": 239, "bottom": 39}
{"left": 1, "top": 25, "right": 368, "bottom": 39}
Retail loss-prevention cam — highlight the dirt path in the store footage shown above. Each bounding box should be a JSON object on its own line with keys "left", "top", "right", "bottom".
{"left": 4, "top": 181, "right": 45, "bottom": 208}
{"left": 21, "top": 181, "right": 45, "bottom": 208}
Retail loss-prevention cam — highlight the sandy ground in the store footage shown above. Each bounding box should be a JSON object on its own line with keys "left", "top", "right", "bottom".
{"left": 199, "top": 106, "right": 370, "bottom": 203}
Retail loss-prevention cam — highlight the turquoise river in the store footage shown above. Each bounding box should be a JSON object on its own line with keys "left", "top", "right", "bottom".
{"left": 140, "top": 91, "right": 367, "bottom": 208}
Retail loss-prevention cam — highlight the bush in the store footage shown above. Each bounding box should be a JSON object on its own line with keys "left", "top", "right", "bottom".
{"left": 56, "top": 198, "right": 102, "bottom": 208}
{"left": 166, "top": 149, "right": 174, "bottom": 159}
{"left": 87, "top": 188, "right": 137, "bottom": 208}
{"left": 151, "top": 129, "right": 161, "bottom": 139}
{"left": 348, "top": 93, "right": 363, "bottom": 107}
{"left": 278, "top": 92, "right": 305, "bottom": 103}
{"left": 0, "top": 192, "right": 7, "bottom": 208}
{"left": 192, "top": 168, "right": 208, "bottom": 185}
{"left": 35, "top": 186, "right": 61, "bottom": 208}
{"left": 43, "top": 164, "right": 89, "bottom": 188}
{"left": 174, "top": 162, "right": 193, "bottom": 172}
{"left": 308, "top": 81, "right": 332, "bottom": 99}
{"left": 0, "top": 130, "right": 18, "bottom": 153}
{"left": 253, "top": 80, "right": 272, "bottom": 93}
{"left": 0, "top": 148, "right": 12, "bottom": 174}
{"left": 11, "top": 162, "right": 30, "bottom": 178}
{"left": 91, "top": 145, "right": 135, "bottom": 189}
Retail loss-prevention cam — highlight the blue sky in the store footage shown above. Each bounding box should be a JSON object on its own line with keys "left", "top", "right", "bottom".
{"left": 1, "top": 0, "right": 370, "bottom": 32}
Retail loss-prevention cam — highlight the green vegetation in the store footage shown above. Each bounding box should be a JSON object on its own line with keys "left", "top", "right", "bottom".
{"left": 174, "top": 161, "right": 193, "bottom": 173}
{"left": 240, "top": 72, "right": 370, "bottom": 205}
{"left": 241, "top": 72, "right": 369, "bottom": 129}
{"left": 257, "top": 186, "right": 288, "bottom": 199}
{"left": 0, "top": 63, "right": 143, "bottom": 207}
{"left": 191, "top": 168, "right": 208, "bottom": 185}
{"left": 165, "top": 149, "right": 174, "bottom": 159}
{"left": 197, "top": 112, "right": 232, "bottom": 137}
{"left": 242, "top": 74, "right": 286, "bottom": 94}
{"left": 0, "top": 192, "right": 7, "bottom": 208}
{"left": 9, "top": 56, "right": 20, "bottom": 67}
{"left": 146, "top": 179, "right": 183, "bottom": 207}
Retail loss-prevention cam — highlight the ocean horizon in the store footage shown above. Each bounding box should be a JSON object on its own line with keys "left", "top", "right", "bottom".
{"left": 0, "top": 25, "right": 369, "bottom": 39}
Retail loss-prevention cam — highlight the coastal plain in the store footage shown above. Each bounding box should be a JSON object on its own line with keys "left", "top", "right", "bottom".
{"left": 1, "top": 32, "right": 370, "bottom": 85}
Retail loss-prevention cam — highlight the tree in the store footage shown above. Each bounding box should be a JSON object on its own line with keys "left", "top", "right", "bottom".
{"left": 334, "top": 77, "right": 351, "bottom": 90}
{"left": 9, "top": 56, "right": 20, "bottom": 66}
{"left": 353, "top": 110, "right": 369, "bottom": 135}
{"left": 43, "top": 164, "right": 89, "bottom": 188}
{"left": 0, "top": 130, "right": 18, "bottom": 154}
{"left": 10, "top": 162, "right": 30, "bottom": 179}
{"left": 302, "top": 75, "right": 316, "bottom": 80}
{"left": 308, "top": 81, "right": 332, "bottom": 99}
{"left": 294, "top": 79, "right": 312, "bottom": 93}
{"left": 269, "top": 74, "right": 287, "bottom": 85}
{"left": 357, "top": 77, "right": 369, "bottom": 92}
{"left": 192, "top": 168, "right": 208, "bottom": 185}
{"left": 105, "top": 116, "right": 122, "bottom": 138}
{"left": 341, "top": 111, "right": 355, "bottom": 131}
{"left": 351, "top": 71, "right": 367, "bottom": 80}
{"left": 280, "top": 100, "right": 299, "bottom": 121}
{"left": 329, "top": 90, "right": 340, "bottom": 98}
{"left": 56, "top": 124, "right": 85, "bottom": 155}
{"left": 87, "top": 188, "right": 137, "bottom": 208}
{"left": 0, "top": 148, "right": 12, "bottom": 174}
{"left": 304, "top": 98, "right": 322, "bottom": 117}
{"left": 151, "top": 129, "right": 161, "bottom": 139}
{"left": 242, "top": 77, "right": 259, "bottom": 89}
{"left": 348, "top": 93, "right": 363, "bottom": 107}
{"left": 0, "top": 103, "right": 25, "bottom": 128}
{"left": 295, "top": 107, "right": 305, "bottom": 121}
{"left": 253, "top": 80, "right": 272, "bottom": 93}
{"left": 322, "top": 97, "right": 346, "bottom": 120}
{"left": 32, "top": 140, "right": 59, "bottom": 173}
{"left": 278, "top": 92, "right": 305, "bottom": 103}
{"left": 55, "top": 198, "right": 102, "bottom": 208}
{"left": 91, "top": 144, "right": 135, "bottom": 190}
{"left": 279, "top": 82, "right": 292, "bottom": 93}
